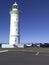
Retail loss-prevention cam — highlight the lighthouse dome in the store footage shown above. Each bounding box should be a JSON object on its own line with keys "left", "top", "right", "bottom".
{"left": 12, "top": 2, "right": 18, "bottom": 9}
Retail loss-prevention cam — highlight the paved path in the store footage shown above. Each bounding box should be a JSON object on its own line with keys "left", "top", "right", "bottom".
{"left": 0, "top": 51, "right": 49, "bottom": 65}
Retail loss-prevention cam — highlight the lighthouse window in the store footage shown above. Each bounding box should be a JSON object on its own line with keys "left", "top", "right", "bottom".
{"left": 16, "top": 29, "right": 17, "bottom": 31}
{"left": 13, "top": 5, "right": 18, "bottom": 9}
{"left": 16, "top": 18, "right": 18, "bottom": 20}
{"left": 15, "top": 39, "right": 16, "bottom": 42}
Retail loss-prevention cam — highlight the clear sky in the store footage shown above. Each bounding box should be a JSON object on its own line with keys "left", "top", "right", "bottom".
{"left": 0, "top": 0, "right": 49, "bottom": 43}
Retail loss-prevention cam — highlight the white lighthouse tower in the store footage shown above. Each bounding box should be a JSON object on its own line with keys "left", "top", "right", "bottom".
{"left": 2, "top": 2, "right": 24, "bottom": 48}
{"left": 9, "top": 2, "right": 20, "bottom": 47}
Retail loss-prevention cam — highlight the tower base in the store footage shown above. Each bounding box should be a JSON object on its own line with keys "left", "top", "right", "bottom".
{"left": 1, "top": 44, "right": 24, "bottom": 48}
{"left": 2, "top": 44, "right": 14, "bottom": 48}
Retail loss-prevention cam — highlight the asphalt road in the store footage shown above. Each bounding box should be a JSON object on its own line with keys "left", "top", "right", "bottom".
{"left": 0, "top": 51, "right": 49, "bottom": 65}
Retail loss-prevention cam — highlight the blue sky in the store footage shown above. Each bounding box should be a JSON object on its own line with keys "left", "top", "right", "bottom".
{"left": 0, "top": 0, "right": 49, "bottom": 43}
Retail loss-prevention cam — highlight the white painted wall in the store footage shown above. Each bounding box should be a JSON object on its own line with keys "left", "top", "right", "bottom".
{"left": 2, "top": 44, "right": 14, "bottom": 48}
{"left": 9, "top": 2, "right": 20, "bottom": 46}
{"left": 17, "top": 44, "right": 24, "bottom": 48}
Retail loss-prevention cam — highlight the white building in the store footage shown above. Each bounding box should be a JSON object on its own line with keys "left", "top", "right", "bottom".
{"left": 2, "top": 2, "right": 24, "bottom": 48}
{"left": 9, "top": 2, "right": 20, "bottom": 46}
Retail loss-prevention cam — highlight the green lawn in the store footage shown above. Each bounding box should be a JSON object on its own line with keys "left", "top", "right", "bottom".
{"left": 0, "top": 47, "right": 49, "bottom": 52}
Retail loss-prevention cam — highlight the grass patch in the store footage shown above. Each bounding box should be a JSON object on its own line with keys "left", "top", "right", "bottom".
{"left": 0, "top": 47, "right": 49, "bottom": 52}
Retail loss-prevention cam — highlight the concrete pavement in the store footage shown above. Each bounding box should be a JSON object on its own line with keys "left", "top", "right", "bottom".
{"left": 0, "top": 51, "right": 49, "bottom": 65}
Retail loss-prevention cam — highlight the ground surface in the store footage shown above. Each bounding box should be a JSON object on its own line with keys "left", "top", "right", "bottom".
{"left": 1, "top": 47, "right": 49, "bottom": 52}
{"left": 0, "top": 50, "right": 49, "bottom": 65}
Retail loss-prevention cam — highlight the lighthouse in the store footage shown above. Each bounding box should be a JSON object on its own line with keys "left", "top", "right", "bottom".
{"left": 9, "top": 2, "right": 20, "bottom": 46}
{"left": 2, "top": 2, "right": 24, "bottom": 48}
